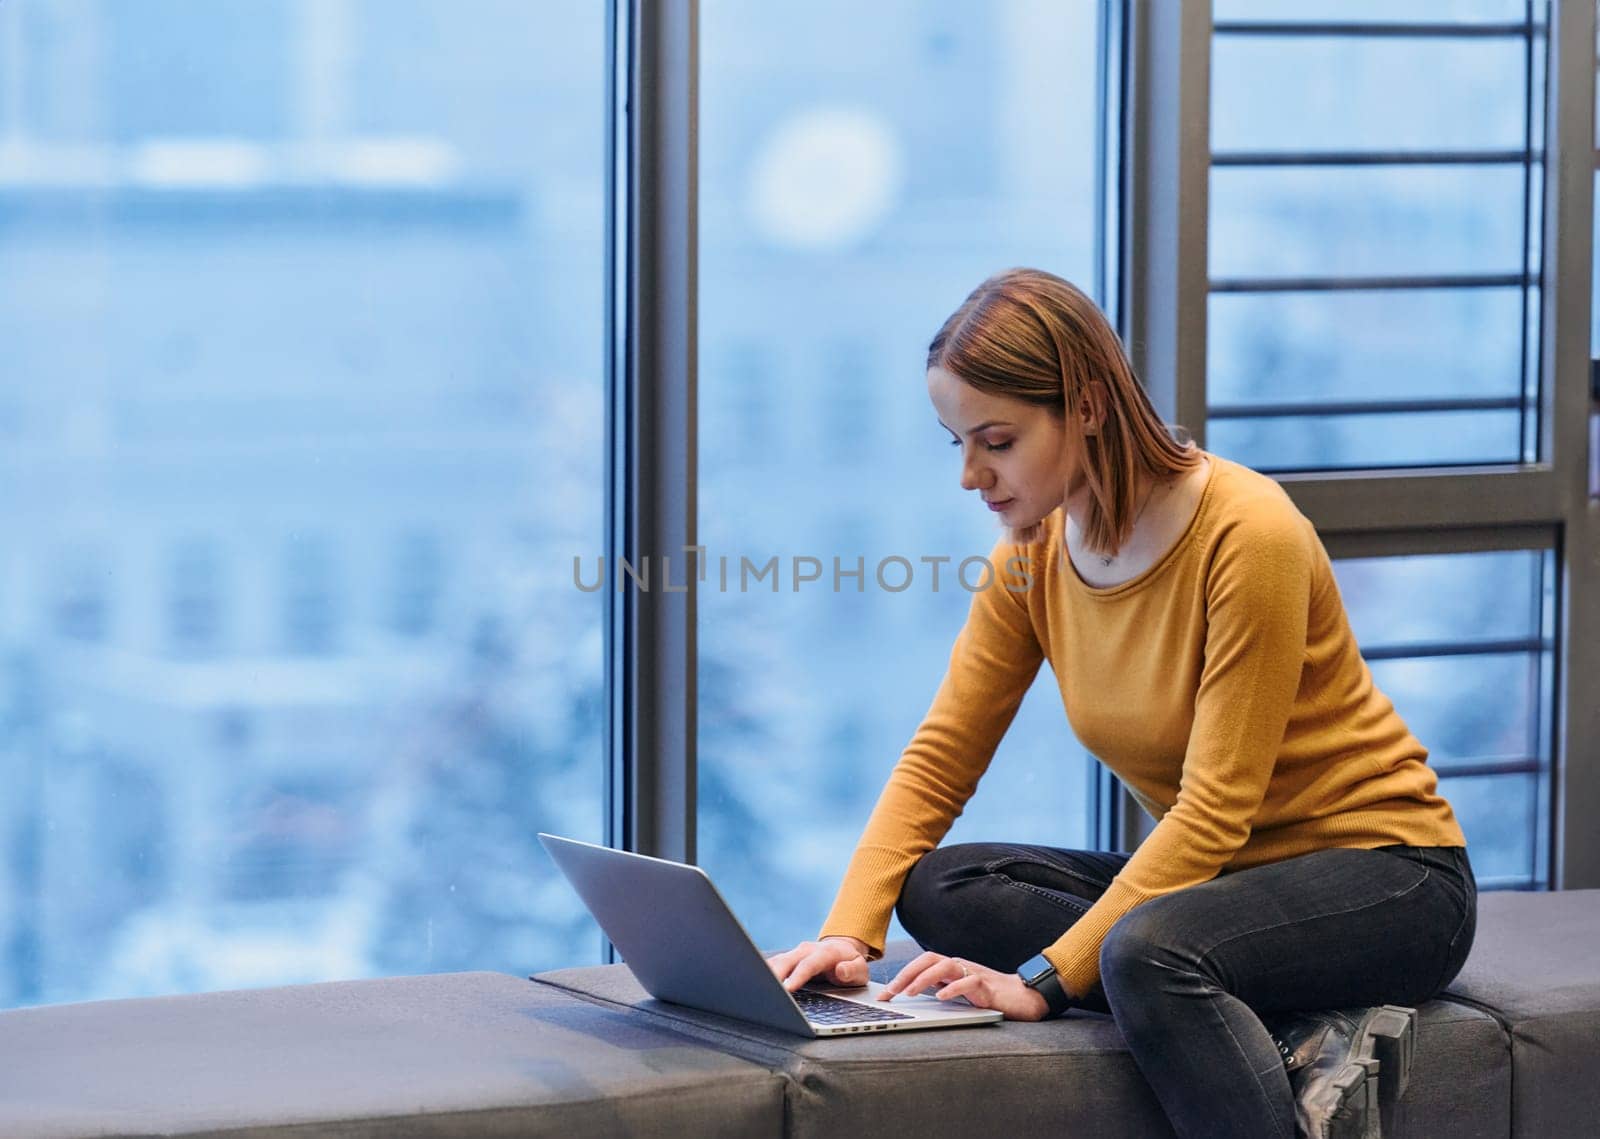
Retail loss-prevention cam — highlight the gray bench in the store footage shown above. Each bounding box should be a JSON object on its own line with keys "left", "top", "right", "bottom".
{"left": 0, "top": 971, "right": 783, "bottom": 1138}
{"left": 1436, "top": 889, "right": 1600, "bottom": 1137}
{"left": 1, "top": 890, "right": 1595, "bottom": 1138}
{"left": 538, "top": 942, "right": 1510, "bottom": 1139}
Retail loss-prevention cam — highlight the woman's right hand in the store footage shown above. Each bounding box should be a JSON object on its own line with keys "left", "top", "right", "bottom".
{"left": 767, "top": 936, "right": 872, "bottom": 991}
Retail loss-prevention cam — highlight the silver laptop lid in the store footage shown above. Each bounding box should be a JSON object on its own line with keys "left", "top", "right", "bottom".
{"left": 538, "top": 833, "right": 814, "bottom": 1035}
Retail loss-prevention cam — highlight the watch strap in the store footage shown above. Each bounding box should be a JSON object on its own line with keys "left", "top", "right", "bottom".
{"left": 1017, "top": 953, "right": 1071, "bottom": 1018}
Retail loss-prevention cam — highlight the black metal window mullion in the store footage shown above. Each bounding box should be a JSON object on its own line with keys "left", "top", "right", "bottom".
{"left": 1210, "top": 273, "right": 1531, "bottom": 293}
{"left": 1360, "top": 636, "right": 1550, "bottom": 661}
{"left": 1213, "top": 21, "right": 1534, "bottom": 40}
{"left": 1212, "top": 149, "right": 1534, "bottom": 167}
{"left": 1518, "top": 0, "right": 1539, "bottom": 461}
{"left": 605, "top": 0, "right": 697, "bottom": 885}
{"left": 1438, "top": 757, "right": 1544, "bottom": 778}
{"left": 601, "top": 0, "right": 634, "bottom": 965}
{"left": 1093, "top": 0, "right": 1132, "bottom": 854}
{"left": 1530, "top": 541, "right": 1554, "bottom": 882}
{"left": 1209, "top": 396, "right": 1522, "bottom": 421}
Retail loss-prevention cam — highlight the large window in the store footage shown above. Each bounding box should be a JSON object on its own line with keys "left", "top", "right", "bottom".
{"left": 3, "top": 1, "right": 1594, "bottom": 1013}
{"left": 1203, "top": 1, "right": 1570, "bottom": 888}
{"left": 0, "top": 1, "right": 606, "bottom": 1007}
{"left": 695, "top": 0, "right": 1112, "bottom": 951}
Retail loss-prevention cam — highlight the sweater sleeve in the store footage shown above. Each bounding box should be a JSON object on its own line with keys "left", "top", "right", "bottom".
{"left": 1042, "top": 508, "right": 1314, "bottom": 997}
{"left": 817, "top": 540, "right": 1044, "bottom": 958}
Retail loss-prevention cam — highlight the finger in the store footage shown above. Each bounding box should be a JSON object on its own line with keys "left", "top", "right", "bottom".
{"left": 782, "top": 949, "right": 836, "bottom": 991}
{"left": 877, "top": 959, "right": 924, "bottom": 999}
{"left": 767, "top": 946, "right": 805, "bottom": 980}
{"left": 780, "top": 955, "right": 816, "bottom": 991}
{"left": 831, "top": 955, "right": 869, "bottom": 986}
{"left": 879, "top": 952, "right": 944, "bottom": 998}
{"left": 904, "top": 964, "right": 951, "bottom": 997}
{"left": 776, "top": 942, "right": 833, "bottom": 983}
{"left": 933, "top": 975, "right": 987, "bottom": 1006}
{"left": 888, "top": 959, "right": 964, "bottom": 1001}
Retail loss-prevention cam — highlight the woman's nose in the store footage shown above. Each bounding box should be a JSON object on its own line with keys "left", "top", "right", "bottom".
{"left": 959, "top": 452, "right": 989, "bottom": 492}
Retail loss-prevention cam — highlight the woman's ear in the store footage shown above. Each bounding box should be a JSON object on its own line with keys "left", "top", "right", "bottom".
{"left": 1077, "top": 381, "right": 1108, "bottom": 436}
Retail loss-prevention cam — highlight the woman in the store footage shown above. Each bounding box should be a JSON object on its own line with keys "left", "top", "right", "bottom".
{"left": 767, "top": 268, "right": 1477, "bottom": 1139}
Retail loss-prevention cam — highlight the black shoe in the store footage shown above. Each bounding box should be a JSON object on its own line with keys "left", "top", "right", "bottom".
{"left": 1266, "top": 1004, "right": 1417, "bottom": 1139}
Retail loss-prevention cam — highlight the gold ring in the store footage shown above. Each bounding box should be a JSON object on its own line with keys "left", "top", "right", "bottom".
{"left": 955, "top": 959, "right": 969, "bottom": 979}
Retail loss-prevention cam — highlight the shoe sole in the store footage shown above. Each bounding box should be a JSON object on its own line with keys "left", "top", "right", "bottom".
{"left": 1318, "top": 1006, "right": 1416, "bottom": 1139}
{"left": 1365, "top": 1005, "right": 1417, "bottom": 1135}
{"left": 1322, "top": 1060, "right": 1378, "bottom": 1139}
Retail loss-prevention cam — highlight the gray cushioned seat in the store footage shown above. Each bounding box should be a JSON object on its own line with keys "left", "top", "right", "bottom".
{"left": 1442, "top": 889, "right": 1600, "bottom": 1139}
{"left": 10, "top": 891, "right": 1596, "bottom": 1138}
{"left": 0, "top": 970, "right": 784, "bottom": 1139}
{"left": 535, "top": 942, "right": 1510, "bottom": 1139}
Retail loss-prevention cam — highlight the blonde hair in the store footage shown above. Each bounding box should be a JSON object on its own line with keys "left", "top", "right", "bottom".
{"left": 927, "top": 267, "right": 1200, "bottom": 554}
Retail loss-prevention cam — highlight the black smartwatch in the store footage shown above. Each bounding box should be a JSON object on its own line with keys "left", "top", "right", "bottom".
{"left": 1017, "top": 953, "right": 1071, "bottom": 1018}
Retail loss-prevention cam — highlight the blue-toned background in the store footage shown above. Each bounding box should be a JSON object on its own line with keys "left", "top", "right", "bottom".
{"left": 0, "top": 0, "right": 1556, "bottom": 1008}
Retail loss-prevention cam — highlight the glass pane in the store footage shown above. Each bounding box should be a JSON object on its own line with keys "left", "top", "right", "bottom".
{"left": 1213, "top": 36, "right": 1527, "bottom": 154}
{"left": 0, "top": 2, "right": 607, "bottom": 1008}
{"left": 698, "top": 0, "right": 1102, "bottom": 954}
{"left": 1338, "top": 551, "right": 1542, "bottom": 645}
{"left": 1435, "top": 773, "right": 1538, "bottom": 886}
{"left": 1208, "top": 409, "right": 1521, "bottom": 470}
{"left": 1368, "top": 656, "right": 1537, "bottom": 766}
{"left": 1331, "top": 551, "right": 1553, "bottom": 887}
{"left": 1208, "top": 287, "right": 1528, "bottom": 469}
{"left": 1209, "top": 166, "right": 1526, "bottom": 281}
{"left": 1208, "top": 289, "right": 1523, "bottom": 406}
{"left": 1215, "top": 1, "right": 1527, "bottom": 20}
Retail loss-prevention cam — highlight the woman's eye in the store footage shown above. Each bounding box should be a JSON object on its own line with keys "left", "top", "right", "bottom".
{"left": 987, "top": 441, "right": 1012, "bottom": 453}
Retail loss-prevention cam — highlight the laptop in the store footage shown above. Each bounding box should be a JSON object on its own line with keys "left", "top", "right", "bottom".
{"left": 538, "top": 833, "right": 1003, "bottom": 1037}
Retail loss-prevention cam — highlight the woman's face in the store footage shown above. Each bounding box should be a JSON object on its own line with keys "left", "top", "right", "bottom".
{"left": 927, "top": 365, "right": 1078, "bottom": 530}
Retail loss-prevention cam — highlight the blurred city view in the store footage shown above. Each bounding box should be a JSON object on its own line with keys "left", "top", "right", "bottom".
{"left": 0, "top": 0, "right": 1558, "bottom": 1009}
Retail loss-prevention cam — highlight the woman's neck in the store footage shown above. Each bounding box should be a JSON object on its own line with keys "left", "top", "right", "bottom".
{"left": 1063, "top": 471, "right": 1158, "bottom": 543}
{"left": 1064, "top": 457, "right": 1212, "bottom": 586}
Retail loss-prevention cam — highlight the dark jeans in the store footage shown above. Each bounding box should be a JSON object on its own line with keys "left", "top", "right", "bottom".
{"left": 896, "top": 842, "right": 1477, "bottom": 1139}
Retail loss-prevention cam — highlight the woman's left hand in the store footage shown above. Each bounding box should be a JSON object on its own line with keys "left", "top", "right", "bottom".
{"left": 877, "top": 951, "right": 1052, "bottom": 1021}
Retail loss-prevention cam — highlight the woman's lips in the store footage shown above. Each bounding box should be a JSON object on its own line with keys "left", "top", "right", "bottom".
{"left": 986, "top": 498, "right": 1013, "bottom": 512}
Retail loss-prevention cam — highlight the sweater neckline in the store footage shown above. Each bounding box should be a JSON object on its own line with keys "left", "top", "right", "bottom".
{"left": 1063, "top": 453, "right": 1221, "bottom": 600}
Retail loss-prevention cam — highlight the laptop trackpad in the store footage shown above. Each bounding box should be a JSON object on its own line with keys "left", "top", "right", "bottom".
{"left": 809, "top": 978, "right": 986, "bottom": 1012}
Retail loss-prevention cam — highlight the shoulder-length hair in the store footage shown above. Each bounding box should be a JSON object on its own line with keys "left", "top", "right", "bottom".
{"left": 926, "top": 267, "right": 1200, "bottom": 554}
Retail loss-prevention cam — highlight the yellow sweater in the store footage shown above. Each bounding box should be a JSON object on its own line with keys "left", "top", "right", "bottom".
{"left": 819, "top": 454, "right": 1466, "bottom": 1000}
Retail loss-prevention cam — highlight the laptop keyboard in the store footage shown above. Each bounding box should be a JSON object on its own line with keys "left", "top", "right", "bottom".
{"left": 792, "top": 988, "right": 914, "bottom": 1024}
